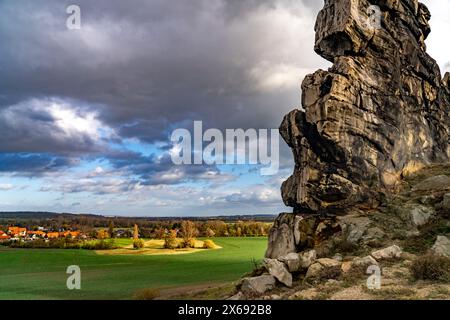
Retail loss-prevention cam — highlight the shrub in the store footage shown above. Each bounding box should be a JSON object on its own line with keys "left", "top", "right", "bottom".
{"left": 133, "top": 239, "right": 144, "bottom": 249}
{"left": 304, "top": 265, "right": 342, "bottom": 285}
{"left": 164, "top": 230, "right": 178, "bottom": 249}
{"left": 402, "top": 221, "right": 450, "bottom": 254}
{"left": 203, "top": 239, "right": 216, "bottom": 249}
{"left": 164, "top": 237, "right": 178, "bottom": 249}
{"left": 182, "top": 238, "right": 197, "bottom": 248}
{"left": 133, "top": 288, "right": 160, "bottom": 300}
{"left": 9, "top": 239, "right": 82, "bottom": 249}
{"left": 246, "top": 258, "right": 266, "bottom": 278}
{"left": 164, "top": 238, "right": 178, "bottom": 249}
{"left": 333, "top": 239, "right": 359, "bottom": 254}
{"left": 81, "top": 239, "right": 116, "bottom": 250}
{"left": 318, "top": 266, "right": 342, "bottom": 281}
{"left": 0, "top": 240, "right": 12, "bottom": 247}
{"left": 410, "top": 254, "right": 450, "bottom": 282}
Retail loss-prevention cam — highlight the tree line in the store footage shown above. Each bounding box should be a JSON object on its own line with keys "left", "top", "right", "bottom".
{"left": 1, "top": 216, "right": 273, "bottom": 239}
{"left": 142, "top": 220, "right": 272, "bottom": 239}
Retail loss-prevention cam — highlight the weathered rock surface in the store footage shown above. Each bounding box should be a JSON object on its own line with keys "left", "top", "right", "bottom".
{"left": 341, "top": 255, "right": 378, "bottom": 273}
{"left": 278, "top": 253, "right": 301, "bottom": 273}
{"left": 227, "top": 291, "right": 245, "bottom": 300}
{"left": 408, "top": 205, "right": 435, "bottom": 227}
{"left": 431, "top": 236, "right": 450, "bottom": 257}
{"left": 338, "top": 215, "right": 372, "bottom": 243}
{"left": 266, "top": 214, "right": 340, "bottom": 258}
{"left": 265, "top": 213, "right": 297, "bottom": 258}
{"left": 299, "top": 250, "right": 317, "bottom": 269}
{"left": 353, "top": 255, "right": 379, "bottom": 268}
{"left": 305, "top": 263, "right": 325, "bottom": 279}
{"left": 371, "top": 245, "right": 403, "bottom": 260}
{"left": 267, "top": 0, "right": 450, "bottom": 264}
{"left": 240, "top": 275, "right": 276, "bottom": 295}
{"left": 280, "top": 0, "right": 450, "bottom": 214}
{"left": 412, "top": 175, "right": 450, "bottom": 192}
{"left": 441, "top": 194, "right": 450, "bottom": 211}
{"left": 250, "top": 1, "right": 450, "bottom": 299}
{"left": 306, "top": 258, "right": 342, "bottom": 279}
{"left": 264, "top": 259, "right": 293, "bottom": 287}
{"left": 317, "top": 258, "right": 342, "bottom": 268}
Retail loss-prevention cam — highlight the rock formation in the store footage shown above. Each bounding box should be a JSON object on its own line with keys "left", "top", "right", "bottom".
{"left": 266, "top": 0, "right": 450, "bottom": 259}
{"left": 282, "top": 0, "right": 450, "bottom": 214}
{"left": 230, "top": 1, "right": 450, "bottom": 300}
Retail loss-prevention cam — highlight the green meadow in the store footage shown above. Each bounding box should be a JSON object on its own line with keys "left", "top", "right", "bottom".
{"left": 0, "top": 237, "right": 267, "bottom": 300}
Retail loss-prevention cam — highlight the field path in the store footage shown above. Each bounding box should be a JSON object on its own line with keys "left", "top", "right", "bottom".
{"left": 157, "top": 282, "right": 232, "bottom": 300}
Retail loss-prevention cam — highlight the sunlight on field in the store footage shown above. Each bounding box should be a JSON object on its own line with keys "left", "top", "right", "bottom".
{"left": 96, "top": 239, "right": 221, "bottom": 256}
{"left": 0, "top": 237, "right": 267, "bottom": 300}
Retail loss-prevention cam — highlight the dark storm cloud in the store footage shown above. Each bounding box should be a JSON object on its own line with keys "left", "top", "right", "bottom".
{"left": 0, "top": 0, "right": 325, "bottom": 150}
{"left": 0, "top": 98, "right": 107, "bottom": 154}
{"left": 0, "top": 153, "right": 78, "bottom": 174}
{"left": 109, "top": 152, "right": 234, "bottom": 186}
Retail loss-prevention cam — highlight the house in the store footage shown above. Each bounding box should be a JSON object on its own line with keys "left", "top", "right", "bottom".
{"left": 0, "top": 231, "right": 10, "bottom": 240}
{"left": 68, "top": 231, "right": 81, "bottom": 238}
{"left": 26, "top": 230, "right": 46, "bottom": 240}
{"left": 7, "top": 227, "right": 27, "bottom": 237}
{"left": 60, "top": 231, "right": 81, "bottom": 238}
{"left": 115, "top": 229, "right": 127, "bottom": 238}
{"left": 46, "top": 232, "right": 59, "bottom": 239}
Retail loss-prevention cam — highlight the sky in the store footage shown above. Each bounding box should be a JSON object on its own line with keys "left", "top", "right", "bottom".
{"left": 0, "top": 0, "right": 449, "bottom": 217}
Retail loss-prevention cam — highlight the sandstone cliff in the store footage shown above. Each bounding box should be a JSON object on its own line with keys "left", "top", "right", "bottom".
{"left": 240, "top": 1, "right": 450, "bottom": 299}
{"left": 227, "top": 0, "right": 450, "bottom": 301}
{"left": 281, "top": 0, "right": 450, "bottom": 215}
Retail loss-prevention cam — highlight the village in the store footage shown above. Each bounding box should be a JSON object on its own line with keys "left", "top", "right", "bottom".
{"left": 0, "top": 226, "right": 85, "bottom": 242}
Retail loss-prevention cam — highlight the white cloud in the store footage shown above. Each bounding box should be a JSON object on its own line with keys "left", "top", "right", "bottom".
{"left": 0, "top": 98, "right": 116, "bottom": 154}
{"left": 0, "top": 183, "right": 13, "bottom": 190}
{"left": 49, "top": 103, "right": 102, "bottom": 139}
{"left": 249, "top": 63, "right": 312, "bottom": 92}
{"left": 422, "top": 0, "right": 450, "bottom": 74}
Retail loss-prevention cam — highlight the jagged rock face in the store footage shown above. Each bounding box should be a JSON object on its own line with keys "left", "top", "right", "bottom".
{"left": 281, "top": 0, "right": 450, "bottom": 213}
{"left": 265, "top": 213, "right": 341, "bottom": 258}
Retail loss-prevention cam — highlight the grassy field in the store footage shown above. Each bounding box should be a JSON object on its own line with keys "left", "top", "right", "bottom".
{"left": 0, "top": 237, "right": 267, "bottom": 300}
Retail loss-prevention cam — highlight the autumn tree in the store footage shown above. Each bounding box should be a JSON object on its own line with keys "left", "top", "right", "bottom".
{"left": 153, "top": 227, "right": 165, "bottom": 239}
{"left": 96, "top": 229, "right": 109, "bottom": 239}
{"left": 164, "top": 229, "right": 178, "bottom": 249}
{"left": 108, "top": 220, "right": 115, "bottom": 238}
{"left": 205, "top": 227, "right": 215, "bottom": 238}
{"left": 133, "top": 224, "right": 139, "bottom": 240}
{"left": 133, "top": 224, "right": 144, "bottom": 249}
{"left": 180, "top": 221, "right": 198, "bottom": 248}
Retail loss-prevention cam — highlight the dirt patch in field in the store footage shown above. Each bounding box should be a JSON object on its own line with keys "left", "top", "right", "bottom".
{"left": 156, "top": 282, "right": 234, "bottom": 300}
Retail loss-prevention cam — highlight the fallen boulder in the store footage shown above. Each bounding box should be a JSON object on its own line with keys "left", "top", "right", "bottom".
{"left": 371, "top": 245, "right": 402, "bottom": 261}
{"left": 306, "top": 258, "right": 341, "bottom": 279}
{"left": 431, "top": 236, "right": 450, "bottom": 257}
{"left": 240, "top": 275, "right": 276, "bottom": 295}
{"left": 264, "top": 258, "right": 293, "bottom": 287}
{"left": 299, "top": 249, "right": 317, "bottom": 269}
{"left": 278, "top": 253, "right": 300, "bottom": 273}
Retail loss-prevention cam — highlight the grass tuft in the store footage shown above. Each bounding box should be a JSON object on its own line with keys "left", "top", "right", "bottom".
{"left": 410, "top": 254, "right": 450, "bottom": 282}
{"left": 133, "top": 288, "right": 160, "bottom": 300}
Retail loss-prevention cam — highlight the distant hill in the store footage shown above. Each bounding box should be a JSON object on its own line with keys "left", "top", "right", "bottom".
{"left": 0, "top": 211, "right": 277, "bottom": 222}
